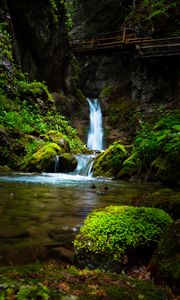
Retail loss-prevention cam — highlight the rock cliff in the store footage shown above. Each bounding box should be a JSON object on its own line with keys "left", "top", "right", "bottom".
{"left": 0, "top": 0, "right": 70, "bottom": 91}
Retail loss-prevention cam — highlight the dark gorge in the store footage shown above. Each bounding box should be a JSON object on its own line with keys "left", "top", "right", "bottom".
{"left": 0, "top": 0, "right": 180, "bottom": 299}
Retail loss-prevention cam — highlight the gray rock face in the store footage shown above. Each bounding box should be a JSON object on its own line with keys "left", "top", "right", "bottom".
{"left": 71, "top": 0, "right": 131, "bottom": 97}
{"left": 3, "top": 0, "right": 70, "bottom": 91}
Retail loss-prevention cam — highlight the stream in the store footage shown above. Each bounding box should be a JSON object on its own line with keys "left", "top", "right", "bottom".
{"left": 0, "top": 173, "right": 161, "bottom": 265}
{"left": 0, "top": 99, "right": 161, "bottom": 265}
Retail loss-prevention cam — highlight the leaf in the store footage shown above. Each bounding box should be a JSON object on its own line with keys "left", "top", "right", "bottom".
{"left": 172, "top": 125, "right": 180, "bottom": 131}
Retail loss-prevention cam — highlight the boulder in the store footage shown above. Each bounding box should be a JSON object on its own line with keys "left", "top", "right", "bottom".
{"left": 149, "top": 219, "right": 180, "bottom": 293}
{"left": 74, "top": 206, "right": 172, "bottom": 272}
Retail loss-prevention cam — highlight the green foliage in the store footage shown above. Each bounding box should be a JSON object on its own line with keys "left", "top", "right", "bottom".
{"left": 0, "top": 18, "right": 84, "bottom": 174}
{"left": 0, "top": 23, "right": 13, "bottom": 61}
{"left": 49, "top": 0, "right": 59, "bottom": 29}
{"left": 74, "top": 206, "right": 172, "bottom": 266}
{"left": 93, "top": 142, "right": 127, "bottom": 178}
{"left": 126, "top": 0, "right": 180, "bottom": 36}
{"left": 120, "top": 112, "right": 180, "bottom": 184}
{"left": 16, "top": 284, "right": 49, "bottom": 300}
{"left": 60, "top": 0, "right": 76, "bottom": 31}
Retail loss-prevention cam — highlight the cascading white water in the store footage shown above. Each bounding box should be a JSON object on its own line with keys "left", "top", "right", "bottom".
{"left": 73, "top": 154, "right": 95, "bottom": 177}
{"left": 54, "top": 98, "right": 104, "bottom": 177}
{"left": 87, "top": 98, "right": 104, "bottom": 151}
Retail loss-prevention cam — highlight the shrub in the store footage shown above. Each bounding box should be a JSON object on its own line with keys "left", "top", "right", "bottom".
{"left": 74, "top": 206, "right": 172, "bottom": 270}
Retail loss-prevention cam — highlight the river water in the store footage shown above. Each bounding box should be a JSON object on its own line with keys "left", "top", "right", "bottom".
{"left": 0, "top": 99, "right": 161, "bottom": 265}
{"left": 0, "top": 172, "right": 160, "bottom": 265}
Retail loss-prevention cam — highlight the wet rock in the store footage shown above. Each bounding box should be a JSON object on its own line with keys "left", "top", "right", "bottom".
{"left": 59, "top": 153, "right": 78, "bottom": 173}
{"left": 48, "top": 246, "right": 74, "bottom": 263}
{"left": 0, "top": 128, "right": 10, "bottom": 147}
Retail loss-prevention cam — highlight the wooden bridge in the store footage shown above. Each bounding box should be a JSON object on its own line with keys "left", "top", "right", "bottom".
{"left": 72, "top": 27, "right": 180, "bottom": 58}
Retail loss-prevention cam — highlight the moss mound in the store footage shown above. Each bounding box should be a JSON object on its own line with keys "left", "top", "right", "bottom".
{"left": 74, "top": 206, "right": 172, "bottom": 271}
{"left": 93, "top": 142, "right": 127, "bottom": 178}
{"left": 30, "top": 142, "right": 62, "bottom": 172}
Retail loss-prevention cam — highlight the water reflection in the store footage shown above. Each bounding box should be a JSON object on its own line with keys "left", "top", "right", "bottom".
{"left": 0, "top": 173, "right": 160, "bottom": 265}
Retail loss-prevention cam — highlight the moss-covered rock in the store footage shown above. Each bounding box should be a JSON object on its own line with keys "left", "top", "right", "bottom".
{"left": 74, "top": 206, "right": 172, "bottom": 271}
{"left": 93, "top": 142, "right": 127, "bottom": 178}
{"left": 149, "top": 220, "right": 180, "bottom": 293}
{"left": 46, "top": 130, "right": 70, "bottom": 153}
{"left": 150, "top": 154, "right": 180, "bottom": 186}
{"left": 30, "top": 142, "right": 63, "bottom": 172}
{"left": 128, "top": 188, "right": 180, "bottom": 219}
{"left": 117, "top": 153, "right": 139, "bottom": 179}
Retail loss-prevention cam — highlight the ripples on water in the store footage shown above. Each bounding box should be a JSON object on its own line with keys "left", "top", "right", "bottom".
{"left": 0, "top": 172, "right": 160, "bottom": 265}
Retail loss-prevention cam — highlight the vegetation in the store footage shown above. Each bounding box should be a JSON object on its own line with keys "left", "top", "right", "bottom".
{"left": 74, "top": 206, "right": 172, "bottom": 270}
{"left": 93, "top": 142, "right": 128, "bottom": 178}
{"left": 126, "top": 0, "right": 180, "bottom": 36}
{"left": 150, "top": 220, "right": 180, "bottom": 293}
{"left": 0, "top": 262, "right": 169, "bottom": 300}
{"left": 120, "top": 112, "right": 180, "bottom": 184}
{"left": 95, "top": 112, "right": 180, "bottom": 185}
{"left": 0, "top": 22, "right": 85, "bottom": 172}
{"left": 127, "top": 188, "right": 180, "bottom": 219}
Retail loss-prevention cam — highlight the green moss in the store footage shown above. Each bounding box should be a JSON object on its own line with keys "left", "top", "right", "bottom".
{"left": 118, "top": 153, "right": 139, "bottom": 178}
{"left": 99, "top": 86, "right": 113, "bottom": 99}
{"left": 49, "top": 0, "right": 59, "bottom": 29}
{"left": 128, "top": 189, "right": 180, "bottom": 219}
{"left": 31, "top": 142, "right": 62, "bottom": 172}
{"left": 93, "top": 142, "right": 127, "bottom": 178}
{"left": 74, "top": 206, "right": 172, "bottom": 270}
{"left": 126, "top": 0, "right": 180, "bottom": 37}
{"left": 150, "top": 220, "right": 180, "bottom": 292}
{"left": 0, "top": 262, "right": 168, "bottom": 300}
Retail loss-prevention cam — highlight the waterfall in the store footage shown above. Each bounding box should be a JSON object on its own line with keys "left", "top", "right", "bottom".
{"left": 54, "top": 156, "right": 59, "bottom": 173}
{"left": 73, "top": 154, "right": 95, "bottom": 177}
{"left": 87, "top": 98, "right": 104, "bottom": 151}
{"left": 54, "top": 98, "right": 104, "bottom": 177}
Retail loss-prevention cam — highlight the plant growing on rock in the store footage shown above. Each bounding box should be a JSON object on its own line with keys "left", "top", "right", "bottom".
{"left": 74, "top": 206, "right": 172, "bottom": 271}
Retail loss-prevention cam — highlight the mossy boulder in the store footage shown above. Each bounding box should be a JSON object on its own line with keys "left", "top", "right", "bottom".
{"left": 93, "top": 142, "right": 127, "bottom": 178}
{"left": 74, "top": 206, "right": 172, "bottom": 272}
{"left": 150, "top": 155, "right": 180, "bottom": 186}
{"left": 149, "top": 220, "right": 180, "bottom": 293}
{"left": 30, "top": 142, "right": 63, "bottom": 172}
{"left": 128, "top": 189, "right": 180, "bottom": 219}
{"left": 58, "top": 153, "right": 78, "bottom": 173}
{"left": 47, "top": 130, "right": 70, "bottom": 153}
{"left": 117, "top": 153, "right": 139, "bottom": 179}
